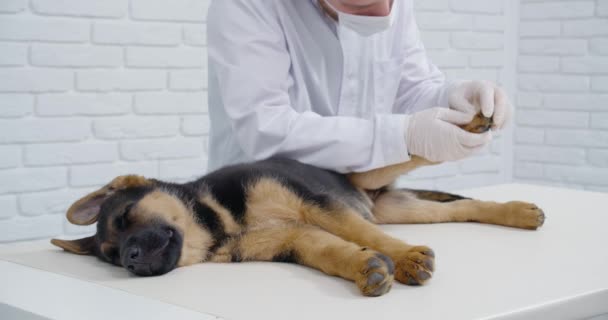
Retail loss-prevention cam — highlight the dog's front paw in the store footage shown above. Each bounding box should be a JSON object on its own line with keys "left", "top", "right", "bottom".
{"left": 504, "top": 201, "right": 545, "bottom": 230}
{"left": 460, "top": 113, "right": 493, "bottom": 133}
{"left": 394, "top": 246, "right": 435, "bottom": 286}
{"left": 355, "top": 252, "right": 394, "bottom": 297}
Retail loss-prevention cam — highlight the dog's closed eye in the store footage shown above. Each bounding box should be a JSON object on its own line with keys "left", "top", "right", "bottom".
{"left": 100, "top": 243, "right": 121, "bottom": 265}
{"left": 115, "top": 203, "right": 134, "bottom": 231}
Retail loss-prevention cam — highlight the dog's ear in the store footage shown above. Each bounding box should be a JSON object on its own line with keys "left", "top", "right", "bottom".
{"left": 66, "top": 175, "right": 152, "bottom": 226}
{"left": 51, "top": 236, "right": 96, "bottom": 255}
{"left": 66, "top": 188, "right": 110, "bottom": 226}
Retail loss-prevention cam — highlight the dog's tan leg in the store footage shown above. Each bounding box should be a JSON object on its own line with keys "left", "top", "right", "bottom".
{"left": 303, "top": 208, "right": 435, "bottom": 286}
{"left": 347, "top": 156, "right": 435, "bottom": 190}
{"left": 347, "top": 112, "right": 494, "bottom": 191}
{"left": 211, "top": 225, "right": 394, "bottom": 296}
{"left": 372, "top": 189, "right": 545, "bottom": 230}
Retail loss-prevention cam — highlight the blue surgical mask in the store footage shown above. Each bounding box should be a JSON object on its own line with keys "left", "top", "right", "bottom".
{"left": 322, "top": 0, "right": 395, "bottom": 37}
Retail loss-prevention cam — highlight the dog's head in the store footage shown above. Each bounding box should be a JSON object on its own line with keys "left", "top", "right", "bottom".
{"left": 51, "top": 175, "right": 213, "bottom": 276}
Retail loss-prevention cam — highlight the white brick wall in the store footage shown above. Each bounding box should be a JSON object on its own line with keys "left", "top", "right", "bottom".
{"left": 0, "top": 0, "right": 211, "bottom": 242}
{"left": 0, "top": 0, "right": 544, "bottom": 243}
{"left": 514, "top": 0, "right": 608, "bottom": 192}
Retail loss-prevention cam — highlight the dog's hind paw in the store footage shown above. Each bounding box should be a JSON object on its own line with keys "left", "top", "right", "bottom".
{"left": 394, "top": 246, "right": 435, "bottom": 286}
{"left": 504, "top": 201, "right": 545, "bottom": 230}
{"left": 355, "top": 252, "right": 394, "bottom": 297}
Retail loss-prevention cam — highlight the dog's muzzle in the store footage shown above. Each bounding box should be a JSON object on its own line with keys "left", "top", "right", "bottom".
{"left": 121, "top": 226, "right": 179, "bottom": 276}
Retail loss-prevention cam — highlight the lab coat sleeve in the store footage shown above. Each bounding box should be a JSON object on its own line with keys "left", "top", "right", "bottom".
{"left": 393, "top": 1, "right": 451, "bottom": 114}
{"left": 207, "top": 1, "right": 409, "bottom": 173}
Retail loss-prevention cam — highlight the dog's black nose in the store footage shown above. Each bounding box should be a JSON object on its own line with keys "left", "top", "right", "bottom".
{"left": 124, "top": 246, "right": 152, "bottom": 275}
{"left": 128, "top": 246, "right": 140, "bottom": 260}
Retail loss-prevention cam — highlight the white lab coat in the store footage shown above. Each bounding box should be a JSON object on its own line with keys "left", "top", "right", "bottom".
{"left": 207, "top": 0, "right": 449, "bottom": 173}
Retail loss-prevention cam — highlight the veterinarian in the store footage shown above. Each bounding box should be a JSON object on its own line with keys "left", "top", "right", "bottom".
{"left": 206, "top": 0, "right": 512, "bottom": 173}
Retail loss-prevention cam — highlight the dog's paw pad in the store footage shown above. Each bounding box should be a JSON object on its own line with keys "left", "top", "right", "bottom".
{"left": 395, "top": 246, "right": 435, "bottom": 286}
{"left": 356, "top": 253, "right": 394, "bottom": 297}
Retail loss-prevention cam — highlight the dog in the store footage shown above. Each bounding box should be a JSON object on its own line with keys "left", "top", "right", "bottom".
{"left": 52, "top": 113, "right": 545, "bottom": 296}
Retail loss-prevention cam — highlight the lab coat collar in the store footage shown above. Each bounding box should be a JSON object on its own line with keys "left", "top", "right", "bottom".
{"left": 314, "top": 0, "right": 395, "bottom": 21}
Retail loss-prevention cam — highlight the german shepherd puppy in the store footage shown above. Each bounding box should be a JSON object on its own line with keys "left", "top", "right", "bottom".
{"left": 52, "top": 114, "right": 545, "bottom": 296}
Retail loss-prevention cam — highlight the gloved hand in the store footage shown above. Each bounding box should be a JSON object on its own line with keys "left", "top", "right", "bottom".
{"left": 405, "top": 107, "right": 492, "bottom": 162}
{"left": 448, "top": 80, "right": 512, "bottom": 130}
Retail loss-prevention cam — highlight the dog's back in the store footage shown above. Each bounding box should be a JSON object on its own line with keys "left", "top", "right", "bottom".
{"left": 197, "top": 157, "right": 375, "bottom": 222}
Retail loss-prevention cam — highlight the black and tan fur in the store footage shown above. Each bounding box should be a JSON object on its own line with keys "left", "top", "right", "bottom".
{"left": 52, "top": 113, "right": 545, "bottom": 297}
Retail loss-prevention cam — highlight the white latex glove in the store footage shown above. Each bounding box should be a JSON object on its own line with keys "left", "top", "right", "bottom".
{"left": 405, "top": 107, "right": 492, "bottom": 162}
{"left": 448, "top": 80, "right": 513, "bottom": 130}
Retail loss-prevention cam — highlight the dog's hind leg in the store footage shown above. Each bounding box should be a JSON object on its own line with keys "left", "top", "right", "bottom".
{"left": 372, "top": 188, "right": 545, "bottom": 230}
{"left": 211, "top": 225, "right": 394, "bottom": 297}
